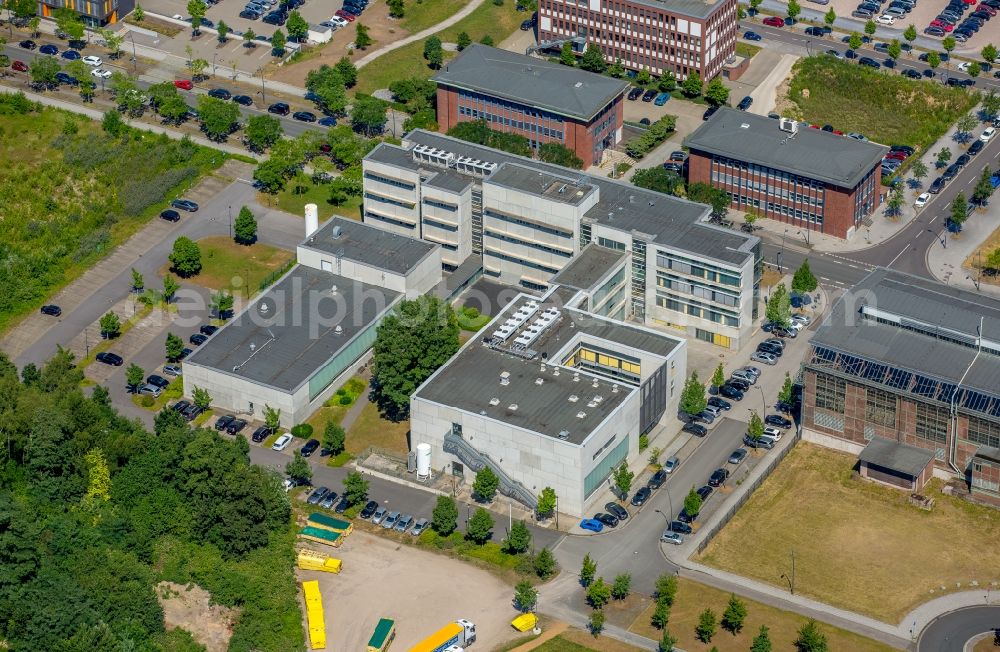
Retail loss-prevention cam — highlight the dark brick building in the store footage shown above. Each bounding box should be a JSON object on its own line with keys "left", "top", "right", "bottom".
{"left": 803, "top": 269, "right": 1000, "bottom": 505}
{"left": 432, "top": 45, "right": 628, "bottom": 166}
{"left": 685, "top": 109, "right": 887, "bottom": 240}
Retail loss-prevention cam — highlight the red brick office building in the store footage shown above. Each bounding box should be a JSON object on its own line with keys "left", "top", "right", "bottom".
{"left": 685, "top": 109, "right": 887, "bottom": 240}
{"left": 803, "top": 269, "right": 1000, "bottom": 506}
{"left": 536, "top": 0, "right": 739, "bottom": 81}
{"left": 432, "top": 44, "right": 629, "bottom": 166}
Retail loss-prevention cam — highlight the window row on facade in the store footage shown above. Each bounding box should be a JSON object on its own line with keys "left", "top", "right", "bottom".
{"left": 655, "top": 293, "right": 740, "bottom": 327}
{"left": 458, "top": 106, "right": 566, "bottom": 141}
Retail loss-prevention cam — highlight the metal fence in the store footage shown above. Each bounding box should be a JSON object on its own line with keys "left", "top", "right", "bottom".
{"left": 695, "top": 428, "right": 803, "bottom": 555}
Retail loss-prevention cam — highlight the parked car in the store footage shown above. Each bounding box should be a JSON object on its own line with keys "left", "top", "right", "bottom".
{"left": 91, "top": 68, "right": 113, "bottom": 79}
{"left": 381, "top": 511, "right": 400, "bottom": 529}
{"left": 171, "top": 198, "right": 199, "bottom": 212}
{"left": 139, "top": 384, "right": 161, "bottom": 398}
{"left": 160, "top": 208, "right": 181, "bottom": 222}
{"left": 147, "top": 374, "right": 170, "bottom": 389}
{"left": 182, "top": 404, "right": 203, "bottom": 421}
{"left": 293, "top": 111, "right": 317, "bottom": 122}
{"left": 627, "top": 87, "right": 643, "bottom": 100}
{"left": 647, "top": 469, "right": 668, "bottom": 489}
{"left": 272, "top": 433, "right": 293, "bottom": 450}
{"left": 594, "top": 512, "right": 619, "bottom": 528}
{"left": 320, "top": 492, "right": 337, "bottom": 509}
{"left": 982, "top": 127, "right": 997, "bottom": 142}
{"left": 215, "top": 415, "right": 235, "bottom": 431}
{"left": 708, "top": 468, "right": 730, "bottom": 487}
{"left": 189, "top": 333, "right": 208, "bottom": 346}
{"left": 268, "top": 102, "right": 291, "bottom": 115}
{"left": 225, "top": 419, "right": 247, "bottom": 434}
{"left": 764, "top": 426, "right": 783, "bottom": 441}
{"left": 696, "top": 485, "right": 714, "bottom": 501}
{"left": 605, "top": 502, "right": 629, "bottom": 520}
{"left": 661, "top": 530, "right": 684, "bottom": 545}
{"left": 61, "top": 50, "right": 81, "bottom": 60}
{"left": 82, "top": 55, "right": 103, "bottom": 66}
{"left": 631, "top": 487, "right": 652, "bottom": 506}
{"left": 40, "top": 304, "right": 62, "bottom": 316}
{"left": 694, "top": 410, "right": 716, "bottom": 424}
{"left": 728, "top": 448, "right": 749, "bottom": 465}
{"left": 301, "top": 438, "right": 320, "bottom": 457}
{"left": 736, "top": 95, "right": 753, "bottom": 111}
{"left": 765, "top": 414, "right": 793, "bottom": 429}
{"left": 251, "top": 425, "right": 272, "bottom": 442}
{"left": 654, "top": 93, "right": 670, "bottom": 106}
{"left": 708, "top": 396, "right": 732, "bottom": 410}
{"left": 727, "top": 378, "right": 750, "bottom": 391}
{"left": 96, "top": 352, "right": 124, "bottom": 366}
{"left": 719, "top": 384, "right": 744, "bottom": 400}
{"left": 743, "top": 30, "right": 762, "bottom": 40}
{"left": 164, "top": 363, "right": 183, "bottom": 376}
{"left": 12, "top": 60, "right": 28, "bottom": 72}
{"left": 371, "top": 505, "right": 388, "bottom": 524}
{"left": 306, "top": 486, "right": 329, "bottom": 505}
{"left": 172, "top": 400, "right": 191, "bottom": 413}
{"left": 208, "top": 88, "right": 232, "bottom": 100}
{"left": 683, "top": 422, "right": 708, "bottom": 437}
{"left": 731, "top": 370, "right": 757, "bottom": 384}
{"left": 762, "top": 16, "right": 785, "bottom": 26}
{"left": 751, "top": 351, "right": 778, "bottom": 365}
{"left": 641, "top": 89, "right": 657, "bottom": 102}
{"left": 360, "top": 500, "right": 378, "bottom": 519}
{"left": 200, "top": 324, "right": 219, "bottom": 336}
{"left": 744, "top": 434, "right": 774, "bottom": 449}
{"left": 394, "top": 514, "right": 414, "bottom": 533}
{"left": 670, "top": 520, "right": 693, "bottom": 534}
{"left": 702, "top": 105, "right": 719, "bottom": 121}
{"left": 580, "top": 518, "right": 604, "bottom": 532}
{"left": 411, "top": 518, "right": 429, "bottom": 536}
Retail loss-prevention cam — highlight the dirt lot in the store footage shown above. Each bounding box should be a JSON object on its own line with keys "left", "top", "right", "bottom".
{"left": 304, "top": 531, "right": 521, "bottom": 650}
{"left": 696, "top": 442, "right": 1000, "bottom": 623}
{"left": 157, "top": 581, "right": 239, "bottom": 652}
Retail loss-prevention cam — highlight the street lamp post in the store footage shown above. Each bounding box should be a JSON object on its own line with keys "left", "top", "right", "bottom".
{"left": 129, "top": 33, "right": 137, "bottom": 72}
{"left": 228, "top": 205, "right": 233, "bottom": 239}
{"left": 213, "top": 53, "right": 217, "bottom": 77}
{"left": 654, "top": 509, "right": 670, "bottom": 524}
{"left": 757, "top": 385, "right": 766, "bottom": 414}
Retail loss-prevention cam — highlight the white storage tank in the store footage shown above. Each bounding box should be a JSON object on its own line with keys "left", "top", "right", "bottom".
{"left": 304, "top": 203, "right": 319, "bottom": 238}
{"left": 416, "top": 443, "right": 431, "bottom": 479}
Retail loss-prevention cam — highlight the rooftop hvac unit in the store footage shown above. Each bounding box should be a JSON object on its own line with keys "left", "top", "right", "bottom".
{"left": 535, "top": 377, "right": 544, "bottom": 385}
{"left": 489, "top": 397, "right": 500, "bottom": 406}
{"left": 558, "top": 430, "right": 570, "bottom": 440}
{"left": 568, "top": 394, "right": 579, "bottom": 402}
{"left": 576, "top": 411, "right": 587, "bottom": 419}
{"left": 779, "top": 118, "right": 798, "bottom": 134}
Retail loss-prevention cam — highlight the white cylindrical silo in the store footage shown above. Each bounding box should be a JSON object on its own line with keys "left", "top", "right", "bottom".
{"left": 304, "top": 203, "right": 319, "bottom": 238}
{"left": 416, "top": 443, "right": 431, "bottom": 479}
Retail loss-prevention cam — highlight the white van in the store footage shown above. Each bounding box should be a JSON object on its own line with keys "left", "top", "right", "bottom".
{"left": 271, "top": 433, "right": 293, "bottom": 451}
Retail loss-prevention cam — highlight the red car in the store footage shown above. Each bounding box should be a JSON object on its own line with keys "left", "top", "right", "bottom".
{"left": 762, "top": 16, "right": 785, "bottom": 27}
{"left": 885, "top": 150, "right": 907, "bottom": 161}
{"left": 12, "top": 60, "right": 28, "bottom": 72}
{"left": 174, "top": 79, "right": 193, "bottom": 90}
{"left": 979, "top": 3, "right": 997, "bottom": 14}
{"left": 335, "top": 9, "right": 356, "bottom": 20}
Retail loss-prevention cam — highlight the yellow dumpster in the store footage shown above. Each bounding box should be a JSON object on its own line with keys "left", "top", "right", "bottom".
{"left": 301, "top": 580, "right": 326, "bottom": 650}
{"left": 299, "top": 526, "right": 344, "bottom": 548}
{"left": 511, "top": 613, "right": 537, "bottom": 632}
{"left": 297, "top": 549, "right": 343, "bottom": 573}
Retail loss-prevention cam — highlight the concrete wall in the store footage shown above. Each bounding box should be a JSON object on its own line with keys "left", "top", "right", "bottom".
{"left": 362, "top": 160, "right": 422, "bottom": 236}
{"left": 422, "top": 184, "right": 473, "bottom": 267}
{"left": 182, "top": 362, "right": 298, "bottom": 426}
{"left": 296, "top": 245, "right": 441, "bottom": 298}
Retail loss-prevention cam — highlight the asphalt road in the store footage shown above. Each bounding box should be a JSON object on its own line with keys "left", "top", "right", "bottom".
{"left": 918, "top": 605, "right": 1000, "bottom": 650}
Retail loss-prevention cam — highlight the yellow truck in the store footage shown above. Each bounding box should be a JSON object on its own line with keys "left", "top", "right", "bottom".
{"left": 409, "top": 619, "right": 476, "bottom": 652}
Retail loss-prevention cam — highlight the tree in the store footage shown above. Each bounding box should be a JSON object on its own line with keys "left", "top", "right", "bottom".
{"left": 942, "top": 36, "right": 956, "bottom": 56}
{"left": 322, "top": 421, "right": 345, "bottom": 455}
{"left": 538, "top": 142, "right": 584, "bottom": 169}
{"left": 187, "top": 0, "right": 207, "bottom": 33}
{"left": 863, "top": 19, "right": 876, "bottom": 40}
{"left": 687, "top": 182, "right": 729, "bottom": 219}
{"left": 680, "top": 371, "right": 707, "bottom": 416}
{"left": 983, "top": 44, "right": 998, "bottom": 65}
{"left": 636, "top": 69, "right": 651, "bottom": 86}
{"left": 29, "top": 56, "right": 60, "bottom": 88}
{"left": 887, "top": 39, "right": 901, "bottom": 61}
{"left": 721, "top": 594, "right": 748, "bottom": 634}
{"left": 681, "top": 71, "right": 702, "bottom": 97}
{"left": 911, "top": 159, "right": 928, "bottom": 185}
{"left": 480, "top": 34, "right": 494, "bottom": 46}
{"left": 927, "top": 51, "right": 941, "bottom": 70}
{"left": 982, "top": 91, "right": 1000, "bottom": 119}
{"left": 659, "top": 629, "right": 677, "bottom": 652}
{"left": 766, "top": 283, "right": 791, "bottom": 327}
{"left": 243, "top": 29, "right": 257, "bottom": 48}
{"left": 560, "top": 41, "right": 576, "bottom": 66}
{"left": 711, "top": 363, "right": 725, "bottom": 389}
{"left": 286, "top": 10, "right": 308, "bottom": 41}
{"left": 748, "top": 410, "right": 765, "bottom": 443}
{"left": 903, "top": 24, "right": 917, "bottom": 47}
{"left": 684, "top": 486, "right": 702, "bottom": 518}
{"left": 587, "top": 577, "right": 612, "bottom": 607}
{"left": 423, "top": 36, "right": 444, "bottom": 69}
{"left": 791, "top": 260, "right": 818, "bottom": 294}
{"left": 580, "top": 553, "right": 597, "bottom": 586}
{"left": 786, "top": 0, "right": 800, "bottom": 20}
{"left": 752, "top": 625, "right": 773, "bottom": 652}
{"left": 456, "top": 32, "right": 471, "bottom": 50}
{"left": 795, "top": 620, "right": 828, "bottom": 652}
{"left": 285, "top": 450, "right": 312, "bottom": 485}
{"left": 351, "top": 95, "right": 388, "bottom": 137}
{"left": 936, "top": 147, "right": 952, "bottom": 168}
{"left": 432, "top": 495, "right": 458, "bottom": 535}
{"left": 778, "top": 372, "right": 794, "bottom": 405}
{"left": 748, "top": 0, "right": 762, "bottom": 14}
{"left": 589, "top": 609, "right": 606, "bottom": 635}
{"left": 28, "top": 16, "right": 40, "bottom": 37}
{"left": 514, "top": 580, "right": 538, "bottom": 612}
{"left": 848, "top": 32, "right": 863, "bottom": 51}
{"left": 165, "top": 332, "right": 185, "bottom": 362}
{"left": 99, "top": 311, "right": 121, "bottom": 339}
{"left": 696, "top": 608, "right": 717, "bottom": 643}
{"left": 196, "top": 95, "right": 240, "bottom": 140}
{"left": 969, "top": 62, "right": 982, "bottom": 79}
{"left": 466, "top": 507, "right": 494, "bottom": 544}
{"left": 658, "top": 71, "right": 676, "bottom": 92}
{"left": 270, "top": 29, "right": 287, "bottom": 55}
{"left": 169, "top": 237, "right": 202, "bottom": 277}
{"left": 342, "top": 470, "right": 369, "bottom": 505}
{"left": 631, "top": 167, "right": 683, "bottom": 195}
{"left": 473, "top": 466, "right": 500, "bottom": 502}
{"left": 580, "top": 44, "right": 607, "bottom": 73}
{"left": 704, "top": 77, "right": 729, "bottom": 107}
{"left": 211, "top": 292, "right": 233, "bottom": 320}
{"left": 612, "top": 462, "right": 634, "bottom": 497}
{"left": 957, "top": 114, "right": 978, "bottom": 139}
{"left": 131, "top": 268, "right": 145, "bottom": 294}
{"left": 651, "top": 600, "right": 670, "bottom": 629}
{"left": 656, "top": 573, "right": 679, "bottom": 605}
{"left": 824, "top": 7, "right": 836, "bottom": 28}
{"left": 504, "top": 520, "right": 532, "bottom": 554}
{"left": 162, "top": 275, "right": 179, "bottom": 303}
{"left": 609, "top": 58, "right": 625, "bottom": 78}
{"left": 82, "top": 448, "right": 112, "bottom": 506}
{"left": 55, "top": 7, "right": 85, "bottom": 41}
{"left": 335, "top": 56, "right": 358, "bottom": 88}
{"left": 217, "top": 19, "right": 230, "bottom": 42}
{"left": 371, "top": 296, "right": 459, "bottom": 420}
{"left": 233, "top": 206, "right": 257, "bottom": 244}
{"left": 974, "top": 167, "right": 994, "bottom": 206}
{"left": 354, "top": 23, "right": 373, "bottom": 49}
{"left": 192, "top": 385, "right": 212, "bottom": 409}
{"left": 537, "top": 486, "right": 556, "bottom": 518}
{"left": 951, "top": 192, "right": 969, "bottom": 229}
{"left": 244, "top": 114, "right": 282, "bottom": 151}
{"left": 126, "top": 363, "right": 145, "bottom": 392}
{"left": 611, "top": 573, "right": 631, "bottom": 600}
{"left": 134, "top": 4, "right": 145, "bottom": 21}
{"left": 884, "top": 185, "right": 902, "bottom": 218}
{"left": 387, "top": 0, "right": 404, "bottom": 16}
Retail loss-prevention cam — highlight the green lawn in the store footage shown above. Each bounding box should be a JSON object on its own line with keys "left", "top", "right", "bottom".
{"left": 735, "top": 41, "right": 761, "bottom": 59}
{"left": 166, "top": 236, "right": 294, "bottom": 295}
{"left": 264, "top": 177, "right": 363, "bottom": 221}
{"left": 784, "top": 56, "right": 978, "bottom": 154}
{"left": 346, "top": 402, "right": 409, "bottom": 455}
{"left": 0, "top": 92, "right": 225, "bottom": 333}
{"left": 400, "top": 0, "right": 469, "bottom": 33}
{"left": 355, "top": 1, "right": 523, "bottom": 95}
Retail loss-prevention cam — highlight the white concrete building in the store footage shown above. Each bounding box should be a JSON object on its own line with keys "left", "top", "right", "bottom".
{"left": 410, "top": 287, "right": 686, "bottom": 517}
{"left": 362, "top": 129, "right": 762, "bottom": 350}
{"left": 182, "top": 215, "right": 441, "bottom": 427}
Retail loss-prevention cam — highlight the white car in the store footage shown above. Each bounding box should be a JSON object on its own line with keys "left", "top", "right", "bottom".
{"left": 981, "top": 127, "right": 997, "bottom": 143}
{"left": 91, "top": 68, "right": 113, "bottom": 79}
{"left": 876, "top": 14, "right": 895, "bottom": 24}
{"left": 914, "top": 192, "right": 930, "bottom": 208}
{"left": 82, "top": 55, "right": 103, "bottom": 66}
{"left": 763, "top": 426, "right": 783, "bottom": 441}
{"left": 787, "top": 319, "right": 805, "bottom": 331}
{"left": 751, "top": 351, "right": 778, "bottom": 365}
{"left": 271, "top": 433, "right": 293, "bottom": 451}
{"left": 791, "top": 314, "right": 812, "bottom": 326}
{"left": 329, "top": 15, "right": 348, "bottom": 26}
{"left": 956, "top": 61, "right": 971, "bottom": 73}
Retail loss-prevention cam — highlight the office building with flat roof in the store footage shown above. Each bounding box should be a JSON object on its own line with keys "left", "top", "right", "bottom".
{"left": 182, "top": 215, "right": 441, "bottom": 427}
{"left": 536, "top": 0, "right": 739, "bottom": 81}
{"left": 410, "top": 286, "right": 687, "bottom": 516}
{"left": 363, "top": 129, "right": 762, "bottom": 350}
{"left": 432, "top": 45, "right": 629, "bottom": 166}
{"left": 803, "top": 268, "right": 1000, "bottom": 504}
{"left": 685, "top": 109, "right": 887, "bottom": 239}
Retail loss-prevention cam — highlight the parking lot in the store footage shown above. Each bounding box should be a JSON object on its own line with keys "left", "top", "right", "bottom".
{"left": 302, "top": 531, "right": 522, "bottom": 651}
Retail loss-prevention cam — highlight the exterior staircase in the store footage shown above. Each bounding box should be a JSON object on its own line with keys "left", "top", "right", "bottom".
{"left": 443, "top": 430, "right": 538, "bottom": 511}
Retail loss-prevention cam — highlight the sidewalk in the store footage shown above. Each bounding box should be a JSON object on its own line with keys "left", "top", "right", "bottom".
{"left": 354, "top": 0, "right": 486, "bottom": 68}
{"left": 925, "top": 197, "right": 1000, "bottom": 298}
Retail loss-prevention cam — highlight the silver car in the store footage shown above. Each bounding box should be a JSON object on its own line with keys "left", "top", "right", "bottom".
{"left": 394, "top": 514, "right": 413, "bottom": 533}
{"left": 411, "top": 517, "right": 429, "bottom": 536}
{"left": 751, "top": 351, "right": 778, "bottom": 365}
{"left": 663, "top": 456, "right": 680, "bottom": 473}
{"left": 372, "top": 506, "right": 388, "bottom": 524}
{"left": 731, "top": 370, "right": 756, "bottom": 384}
{"left": 382, "top": 510, "right": 400, "bottom": 529}
{"left": 661, "top": 529, "right": 684, "bottom": 545}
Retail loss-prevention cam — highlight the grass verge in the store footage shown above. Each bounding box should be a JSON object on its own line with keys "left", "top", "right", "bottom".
{"left": 535, "top": 630, "right": 646, "bottom": 652}
{"left": 166, "top": 236, "right": 294, "bottom": 293}
{"left": 400, "top": 0, "right": 469, "bottom": 33}
{"left": 262, "top": 176, "right": 363, "bottom": 221}
{"left": 629, "top": 577, "right": 896, "bottom": 651}
{"left": 963, "top": 222, "right": 1000, "bottom": 284}
{"left": 696, "top": 443, "right": 1000, "bottom": 622}
{"left": 735, "top": 42, "right": 761, "bottom": 59}
{"left": 346, "top": 402, "right": 409, "bottom": 455}
{"left": 77, "top": 304, "right": 154, "bottom": 371}
{"left": 783, "top": 56, "right": 978, "bottom": 154}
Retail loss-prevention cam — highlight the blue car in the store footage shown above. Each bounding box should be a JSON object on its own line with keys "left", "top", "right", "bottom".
{"left": 40, "top": 44, "right": 59, "bottom": 55}
{"left": 61, "top": 50, "right": 81, "bottom": 60}
{"left": 654, "top": 93, "right": 670, "bottom": 106}
{"left": 580, "top": 518, "right": 604, "bottom": 533}
{"left": 318, "top": 116, "right": 337, "bottom": 127}
{"left": 743, "top": 30, "right": 762, "bottom": 41}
